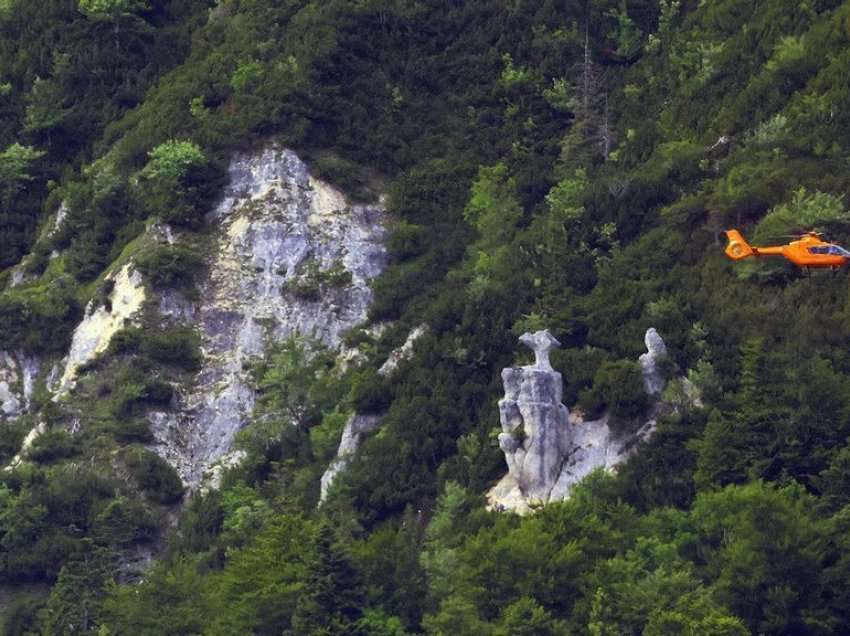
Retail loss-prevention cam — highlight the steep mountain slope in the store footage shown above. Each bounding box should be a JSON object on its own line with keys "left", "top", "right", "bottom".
{"left": 4, "top": 1, "right": 850, "bottom": 634}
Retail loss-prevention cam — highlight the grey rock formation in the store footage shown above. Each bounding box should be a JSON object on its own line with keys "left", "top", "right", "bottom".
{"left": 0, "top": 353, "right": 22, "bottom": 417}
{"left": 639, "top": 327, "right": 669, "bottom": 396}
{"left": 489, "top": 328, "right": 668, "bottom": 514}
{"left": 518, "top": 330, "right": 560, "bottom": 370}
{"left": 152, "top": 147, "right": 387, "bottom": 486}
{"left": 378, "top": 324, "right": 428, "bottom": 376}
{"left": 319, "top": 414, "right": 383, "bottom": 502}
{"left": 56, "top": 264, "right": 146, "bottom": 395}
{"left": 495, "top": 330, "right": 572, "bottom": 505}
{"left": 0, "top": 351, "right": 40, "bottom": 418}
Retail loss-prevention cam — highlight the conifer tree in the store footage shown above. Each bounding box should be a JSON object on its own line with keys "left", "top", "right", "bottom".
{"left": 290, "top": 522, "right": 366, "bottom": 636}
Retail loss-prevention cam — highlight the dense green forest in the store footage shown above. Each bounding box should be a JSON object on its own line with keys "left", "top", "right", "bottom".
{"left": 4, "top": 0, "right": 850, "bottom": 633}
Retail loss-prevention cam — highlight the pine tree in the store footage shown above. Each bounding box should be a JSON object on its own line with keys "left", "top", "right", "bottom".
{"left": 42, "top": 540, "right": 116, "bottom": 635}
{"left": 559, "top": 24, "right": 612, "bottom": 171}
{"left": 290, "top": 522, "right": 365, "bottom": 636}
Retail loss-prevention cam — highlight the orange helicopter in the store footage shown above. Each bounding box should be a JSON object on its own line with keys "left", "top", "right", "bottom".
{"left": 725, "top": 229, "right": 850, "bottom": 272}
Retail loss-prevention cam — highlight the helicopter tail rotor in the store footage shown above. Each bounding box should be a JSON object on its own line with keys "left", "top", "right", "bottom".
{"left": 725, "top": 229, "right": 755, "bottom": 260}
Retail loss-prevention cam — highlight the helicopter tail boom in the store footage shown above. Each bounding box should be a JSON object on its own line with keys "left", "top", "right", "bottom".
{"left": 725, "top": 229, "right": 756, "bottom": 260}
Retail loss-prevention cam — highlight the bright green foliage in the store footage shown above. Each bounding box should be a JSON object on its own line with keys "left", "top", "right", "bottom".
{"left": 139, "top": 140, "right": 214, "bottom": 227}
{"left": 250, "top": 336, "right": 336, "bottom": 433}
{"left": 0, "top": 281, "right": 80, "bottom": 354}
{"left": 78, "top": 0, "right": 143, "bottom": 18}
{"left": 690, "top": 482, "right": 827, "bottom": 635}
{"left": 102, "top": 558, "right": 212, "bottom": 634}
{"left": 494, "top": 597, "right": 570, "bottom": 636}
{"left": 605, "top": 4, "right": 644, "bottom": 61}
{"left": 0, "top": 143, "right": 44, "bottom": 198}
{"left": 42, "top": 542, "right": 115, "bottom": 636}
{"left": 230, "top": 60, "right": 265, "bottom": 93}
{"left": 144, "top": 139, "right": 205, "bottom": 182}
{"left": 207, "top": 512, "right": 314, "bottom": 634}
{"left": 753, "top": 188, "right": 847, "bottom": 244}
{"left": 463, "top": 163, "right": 522, "bottom": 250}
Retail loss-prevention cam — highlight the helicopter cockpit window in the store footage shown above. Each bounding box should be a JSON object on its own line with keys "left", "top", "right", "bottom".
{"left": 829, "top": 245, "right": 850, "bottom": 256}
{"left": 808, "top": 246, "right": 829, "bottom": 254}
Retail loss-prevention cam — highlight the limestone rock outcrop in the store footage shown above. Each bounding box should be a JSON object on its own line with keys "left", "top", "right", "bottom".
{"left": 489, "top": 328, "right": 668, "bottom": 514}
{"left": 496, "top": 331, "right": 572, "bottom": 504}
{"left": 55, "top": 263, "right": 146, "bottom": 395}
{"left": 319, "top": 413, "right": 383, "bottom": 502}
{"left": 639, "top": 327, "right": 668, "bottom": 396}
{"left": 0, "top": 352, "right": 23, "bottom": 418}
{"left": 0, "top": 351, "right": 40, "bottom": 419}
{"left": 150, "top": 147, "right": 387, "bottom": 486}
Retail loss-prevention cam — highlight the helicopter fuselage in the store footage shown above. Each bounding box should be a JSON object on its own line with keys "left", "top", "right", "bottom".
{"left": 726, "top": 230, "right": 850, "bottom": 270}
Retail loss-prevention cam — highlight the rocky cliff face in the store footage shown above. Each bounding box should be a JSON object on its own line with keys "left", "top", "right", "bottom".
{"left": 489, "top": 328, "right": 667, "bottom": 514}
{"left": 151, "top": 147, "right": 387, "bottom": 486}
{"left": 56, "top": 264, "right": 146, "bottom": 395}
{"left": 0, "top": 351, "right": 38, "bottom": 419}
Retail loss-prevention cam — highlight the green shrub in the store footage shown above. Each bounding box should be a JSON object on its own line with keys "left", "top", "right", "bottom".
{"left": 311, "top": 153, "right": 373, "bottom": 202}
{"left": 107, "top": 327, "right": 143, "bottom": 356}
{"left": 0, "top": 281, "right": 81, "bottom": 354}
{"left": 0, "top": 420, "right": 28, "bottom": 465}
{"left": 27, "top": 429, "right": 78, "bottom": 464}
{"left": 579, "top": 359, "right": 649, "bottom": 430}
{"left": 136, "top": 243, "right": 205, "bottom": 291}
{"left": 137, "top": 141, "right": 222, "bottom": 228}
{"left": 350, "top": 367, "right": 392, "bottom": 414}
{"left": 0, "top": 592, "right": 47, "bottom": 636}
{"left": 123, "top": 447, "right": 184, "bottom": 504}
{"left": 109, "top": 372, "right": 174, "bottom": 419}
{"left": 289, "top": 259, "right": 352, "bottom": 300}
{"left": 110, "top": 418, "right": 155, "bottom": 444}
{"left": 139, "top": 328, "right": 202, "bottom": 372}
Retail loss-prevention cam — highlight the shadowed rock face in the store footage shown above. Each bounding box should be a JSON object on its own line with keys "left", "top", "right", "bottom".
{"left": 489, "top": 328, "right": 668, "bottom": 514}
{"left": 151, "top": 147, "right": 387, "bottom": 486}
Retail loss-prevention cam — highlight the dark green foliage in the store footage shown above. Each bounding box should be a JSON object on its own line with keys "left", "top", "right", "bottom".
{"left": 0, "top": 0, "right": 210, "bottom": 264}
{"left": 106, "top": 326, "right": 143, "bottom": 356}
{"left": 138, "top": 140, "right": 223, "bottom": 228}
{"left": 122, "top": 447, "right": 184, "bottom": 505}
{"left": 139, "top": 327, "right": 202, "bottom": 372}
{"left": 0, "top": 420, "right": 29, "bottom": 465}
{"left": 290, "top": 522, "right": 366, "bottom": 636}
{"left": 135, "top": 242, "right": 205, "bottom": 291}
{"left": 27, "top": 429, "right": 77, "bottom": 464}
{"left": 579, "top": 359, "right": 649, "bottom": 428}
{"left": 310, "top": 152, "right": 376, "bottom": 202}
{"left": 0, "top": 281, "right": 80, "bottom": 354}
{"left": 350, "top": 367, "right": 392, "bottom": 414}
{"left": 0, "top": 592, "right": 47, "bottom": 636}
{"left": 0, "top": 464, "right": 140, "bottom": 583}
